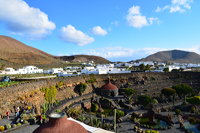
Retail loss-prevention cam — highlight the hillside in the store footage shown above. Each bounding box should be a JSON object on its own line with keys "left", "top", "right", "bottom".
{"left": 0, "top": 35, "right": 110, "bottom": 68}
{"left": 57, "top": 55, "right": 110, "bottom": 64}
{"left": 0, "top": 35, "right": 64, "bottom": 67}
{"left": 140, "top": 50, "right": 200, "bottom": 63}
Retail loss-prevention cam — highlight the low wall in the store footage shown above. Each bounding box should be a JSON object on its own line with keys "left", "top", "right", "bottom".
{"left": 0, "top": 72, "right": 200, "bottom": 118}
{"left": 48, "top": 93, "right": 96, "bottom": 114}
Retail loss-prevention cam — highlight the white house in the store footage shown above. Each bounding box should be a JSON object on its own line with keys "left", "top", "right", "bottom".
{"left": 81, "top": 67, "right": 96, "bottom": 74}
{"left": 187, "top": 63, "right": 200, "bottom": 68}
{"left": 4, "top": 68, "right": 18, "bottom": 74}
{"left": 108, "top": 68, "right": 131, "bottom": 74}
{"left": 17, "top": 66, "right": 43, "bottom": 74}
{"left": 167, "top": 65, "right": 180, "bottom": 72}
{"left": 43, "top": 68, "right": 63, "bottom": 74}
{"left": 64, "top": 67, "right": 82, "bottom": 70}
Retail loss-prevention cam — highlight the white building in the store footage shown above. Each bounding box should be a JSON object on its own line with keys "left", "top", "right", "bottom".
{"left": 167, "top": 65, "right": 180, "bottom": 72}
{"left": 4, "top": 68, "right": 18, "bottom": 74}
{"left": 57, "top": 71, "right": 81, "bottom": 77}
{"left": 17, "top": 66, "right": 43, "bottom": 74}
{"left": 44, "top": 68, "right": 63, "bottom": 74}
{"left": 81, "top": 67, "right": 96, "bottom": 74}
{"left": 187, "top": 63, "right": 200, "bottom": 68}
{"left": 133, "top": 61, "right": 154, "bottom": 67}
{"left": 64, "top": 66, "right": 82, "bottom": 70}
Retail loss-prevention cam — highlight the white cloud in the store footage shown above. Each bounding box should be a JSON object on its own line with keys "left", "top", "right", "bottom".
{"left": 126, "top": 5, "right": 159, "bottom": 28}
{"left": 67, "top": 45, "right": 200, "bottom": 61}
{"left": 0, "top": 0, "right": 56, "bottom": 39}
{"left": 60, "top": 25, "right": 95, "bottom": 46}
{"left": 156, "top": 0, "right": 193, "bottom": 13}
{"left": 128, "top": 6, "right": 140, "bottom": 15}
{"left": 71, "top": 47, "right": 165, "bottom": 60}
{"left": 91, "top": 26, "right": 107, "bottom": 36}
{"left": 180, "top": 45, "right": 200, "bottom": 54}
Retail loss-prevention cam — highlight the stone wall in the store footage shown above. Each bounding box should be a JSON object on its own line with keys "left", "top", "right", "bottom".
{"left": 0, "top": 72, "right": 200, "bottom": 117}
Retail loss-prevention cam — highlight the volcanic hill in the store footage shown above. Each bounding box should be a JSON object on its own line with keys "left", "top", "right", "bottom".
{"left": 140, "top": 50, "right": 200, "bottom": 63}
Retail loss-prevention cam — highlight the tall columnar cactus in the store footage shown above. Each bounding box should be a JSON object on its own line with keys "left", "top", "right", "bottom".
{"left": 114, "top": 109, "right": 116, "bottom": 132}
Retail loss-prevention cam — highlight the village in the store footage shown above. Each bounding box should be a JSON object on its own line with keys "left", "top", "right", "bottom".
{"left": 0, "top": 61, "right": 200, "bottom": 77}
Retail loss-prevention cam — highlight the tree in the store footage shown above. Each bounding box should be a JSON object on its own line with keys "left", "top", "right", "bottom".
{"left": 91, "top": 103, "right": 99, "bottom": 112}
{"left": 163, "top": 68, "right": 169, "bottom": 72}
{"left": 74, "top": 83, "right": 87, "bottom": 95}
{"left": 124, "top": 88, "right": 136, "bottom": 103}
{"left": 172, "top": 84, "right": 193, "bottom": 103}
{"left": 137, "top": 95, "right": 152, "bottom": 107}
{"left": 145, "top": 64, "right": 151, "bottom": 71}
{"left": 161, "top": 88, "right": 176, "bottom": 105}
{"left": 124, "top": 88, "right": 136, "bottom": 97}
{"left": 139, "top": 64, "right": 145, "bottom": 71}
{"left": 171, "top": 69, "right": 179, "bottom": 72}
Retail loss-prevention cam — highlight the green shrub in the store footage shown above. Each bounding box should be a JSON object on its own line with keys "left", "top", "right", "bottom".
{"left": 115, "top": 109, "right": 125, "bottom": 119}
{"left": 86, "top": 79, "right": 96, "bottom": 83}
{"left": 23, "top": 120, "right": 29, "bottom": 124}
{"left": 11, "top": 124, "right": 17, "bottom": 128}
{"left": 77, "top": 115, "right": 86, "bottom": 122}
{"left": 67, "top": 108, "right": 81, "bottom": 117}
{"left": 152, "top": 99, "right": 158, "bottom": 105}
{"left": 139, "top": 117, "right": 150, "bottom": 124}
{"left": 16, "top": 123, "right": 22, "bottom": 126}
{"left": 175, "top": 109, "right": 181, "bottom": 115}
{"left": 161, "top": 88, "right": 176, "bottom": 96}
{"left": 190, "top": 106, "right": 196, "bottom": 113}
{"left": 137, "top": 95, "right": 153, "bottom": 107}
{"left": 5, "top": 124, "right": 11, "bottom": 129}
{"left": 41, "top": 86, "right": 57, "bottom": 104}
{"left": 187, "top": 96, "right": 200, "bottom": 105}
{"left": 74, "top": 83, "right": 87, "bottom": 95}
{"left": 124, "top": 88, "right": 136, "bottom": 97}
{"left": 188, "top": 117, "right": 200, "bottom": 124}
{"left": 172, "top": 84, "right": 193, "bottom": 102}
{"left": 55, "top": 109, "right": 62, "bottom": 113}
{"left": 91, "top": 103, "right": 99, "bottom": 112}
{"left": 56, "top": 81, "right": 64, "bottom": 88}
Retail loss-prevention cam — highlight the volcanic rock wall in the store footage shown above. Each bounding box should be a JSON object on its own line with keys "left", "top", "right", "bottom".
{"left": 0, "top": 72, "right": 200, "bottom": 117}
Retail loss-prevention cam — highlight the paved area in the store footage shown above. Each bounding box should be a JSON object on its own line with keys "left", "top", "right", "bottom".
{"left": 10, "top": 125, "right": 39, "bottom": 133}
{"left": 0, "top": 113, "right": 15, "bottom": 125}
{"left": 0, "top": 113, "right": 39, "bottom": 133}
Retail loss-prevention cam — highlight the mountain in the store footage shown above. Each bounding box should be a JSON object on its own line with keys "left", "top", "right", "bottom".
{"left": 57, "top": 55, "right": 110, "bottom": 64}
{"left": 0, "top": 35, "right": 64, "bottom": 67}
{"left": 140, "top": 50, "right": 200, "bottom": 63}
{"left": 0, "top": 35, "right": 110, "bottom": 68}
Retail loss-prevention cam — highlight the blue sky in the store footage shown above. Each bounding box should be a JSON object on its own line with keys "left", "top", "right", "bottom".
{"left": 0, "top": 0, "right": 200, "bottom": 61}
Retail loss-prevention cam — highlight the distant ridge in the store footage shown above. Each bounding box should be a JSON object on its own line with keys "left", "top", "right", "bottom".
{"left": 140, "top": 50, "right": 200, "bottom": 63}
{"left": 57, "top": 55, "right": 110, "bottom": 64}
